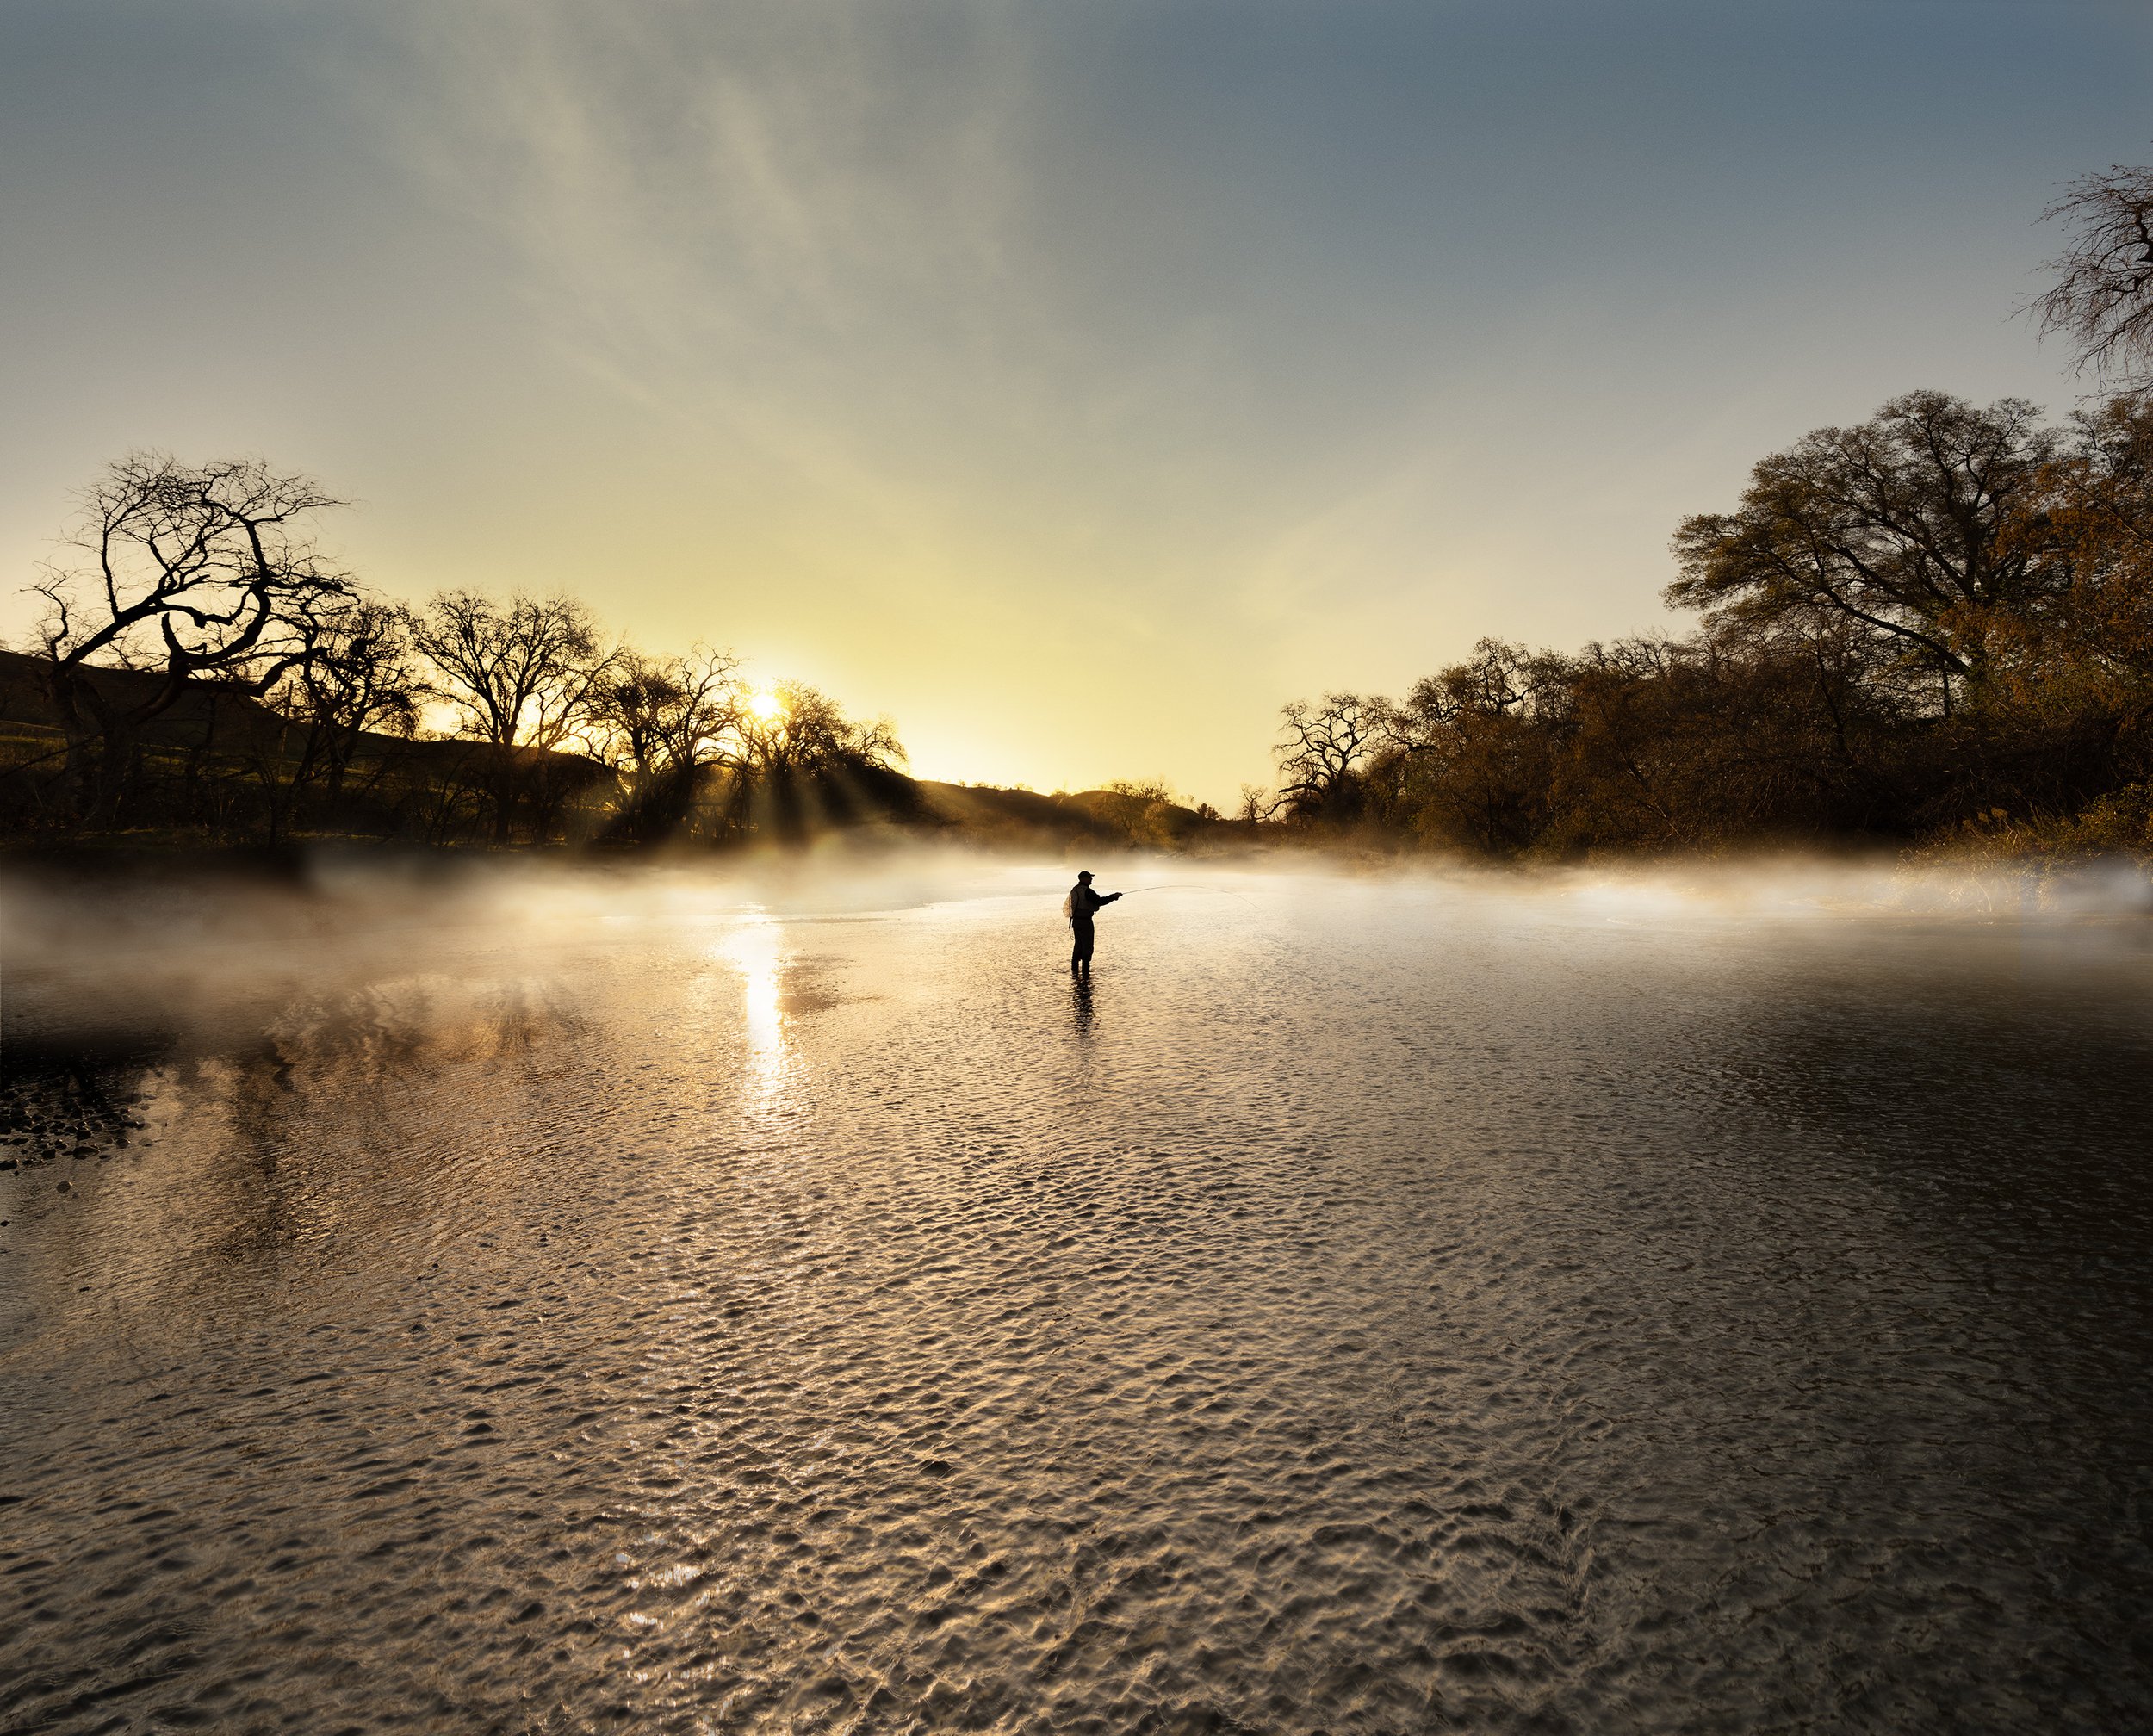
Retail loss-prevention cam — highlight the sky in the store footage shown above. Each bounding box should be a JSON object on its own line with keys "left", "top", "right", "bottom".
{"left": 1, "top": 0, "right": 2148, "bottom": 803}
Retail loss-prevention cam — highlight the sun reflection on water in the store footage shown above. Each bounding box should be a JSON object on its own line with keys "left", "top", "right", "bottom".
{"left": 716, "top": 913, "right": 791, "bottom": 1107}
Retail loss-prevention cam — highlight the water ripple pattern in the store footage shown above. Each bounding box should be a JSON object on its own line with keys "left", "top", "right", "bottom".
{"left": 2, "top": 861, "right": 2150, "bottom": 1733}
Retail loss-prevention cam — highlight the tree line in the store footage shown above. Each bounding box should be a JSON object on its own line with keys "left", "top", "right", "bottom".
{"left": 13, "top": 157, "right": 2153, "bottom": 862}
{"left": 1, "top": 455, "right": 908, "bottom": 846}
{"left": 1261, "top": 161, "right": 2153, "bottom": 861}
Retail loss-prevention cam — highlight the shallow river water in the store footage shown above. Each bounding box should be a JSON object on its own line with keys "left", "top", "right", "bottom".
{"left": 3, "top": 855, "right": 2151, "bottom": 1735}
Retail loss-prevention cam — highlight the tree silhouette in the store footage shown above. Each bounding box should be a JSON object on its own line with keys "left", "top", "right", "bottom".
{"left": 2031, "top": 159, "right": 2153, "bottom": 392}
{"left": 29, "top": 453, "right": 353, "bottom": 825}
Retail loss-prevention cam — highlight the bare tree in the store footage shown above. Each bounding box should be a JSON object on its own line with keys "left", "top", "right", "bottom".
{"left": 2031, "top": 160, "right": 2153, "bottom": 391}
{"left": 735, "top": 682, "right": 905, "bottom": 777}
{"left": 1274, "top": 693, "right": 1382, "bottom": 820}
{"left": 589, "top": 646, "right": 743, "bottom": 840}
{"left": 1101, "top": 777, "right": 1180, "bottom": 807}
{"left": 1368, "top": 642, "right": 1569, "bottom": 852}
{"left": 28, "top": 454, "right": 353, "bottom": 824}
{"left": 411, "top": 591, "right": 617, "bottom": 843}
{"left": 592, "top": 647, "right": 742, "bottom": 784}
{"left": 1383, "top": 640, "right": 1551, "bottom": 743}
{"left": 593, "top": 654, "right": 683, "bottom": 787}
{"left": 286, "top": 598, "right": 423, "bottom": 817}
{"left": 717, "top": 682, "right": 906, "bottom": 839}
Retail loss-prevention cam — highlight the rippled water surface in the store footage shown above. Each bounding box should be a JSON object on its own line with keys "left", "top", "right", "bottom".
{"left": 3, "top": 857, "right": 2152, "bottom": 1734}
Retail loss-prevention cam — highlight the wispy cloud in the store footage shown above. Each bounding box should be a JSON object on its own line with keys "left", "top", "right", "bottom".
{"left": 9, "top": 0, "right": 2120, "bottom": 797}
{"left": 368, "top": 4, "right": 1091, "bottom": 494}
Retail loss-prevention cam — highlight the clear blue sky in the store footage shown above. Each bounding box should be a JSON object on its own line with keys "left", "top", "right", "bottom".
{"left": 2, "top": 0, "right": 2147, "bottom": 799}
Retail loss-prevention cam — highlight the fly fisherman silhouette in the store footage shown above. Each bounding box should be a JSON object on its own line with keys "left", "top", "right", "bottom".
{"left": 1062, "top": 871, "right": 1122, "bottom": 976}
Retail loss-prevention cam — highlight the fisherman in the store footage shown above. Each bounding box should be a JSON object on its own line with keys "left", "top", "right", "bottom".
{"left": 1062, "top": 870, "right": 1122, "bottom": 976}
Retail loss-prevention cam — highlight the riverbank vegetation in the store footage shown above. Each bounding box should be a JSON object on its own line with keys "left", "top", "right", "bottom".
{"left": 0, "top": 447, "right": 1251, "bottom": 853}
{"left": 0, "top": 494, "right": 901, "bottom": 851}
{"left": 0, "top": 487, "right": 1227, "bottom": 855}
{"left": 1259, "top": 163, "right": 2153, "bottom": 865}
{"left": 0, "top": 447, "right": 1254, "bottom": 852}
{"left": 1263, "top": 388, "right": 2153, "bottom": 862}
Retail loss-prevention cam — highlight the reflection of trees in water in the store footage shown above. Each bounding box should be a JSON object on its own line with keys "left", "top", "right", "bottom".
{"left": 107, "top": 976, "right": 599, "bottom": 1279}
{"left": 263, "top": 975, "right": 583, "bottom": 1080}
{"left": 0, "top": 1013, "right": 598, "bottom": 1374}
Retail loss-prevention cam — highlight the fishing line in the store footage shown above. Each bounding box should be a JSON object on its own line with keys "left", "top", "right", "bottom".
{"left": 1119, "top": 884, "right": 1258, "bottom": 905}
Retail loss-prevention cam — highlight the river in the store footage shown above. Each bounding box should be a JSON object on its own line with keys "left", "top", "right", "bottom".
{"left": 3, "top": 855, "right": 2150, "bottom": 1733}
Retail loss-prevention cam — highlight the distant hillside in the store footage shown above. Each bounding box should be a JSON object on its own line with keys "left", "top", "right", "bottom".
{"left": 912, "top": 782, "right": 1246, "bottom": 852}
{"left": 0, "top": 648, "right": 600, "bottom": 778}
{"left": 1, "top": 648, "right": 611, "bottom": 847}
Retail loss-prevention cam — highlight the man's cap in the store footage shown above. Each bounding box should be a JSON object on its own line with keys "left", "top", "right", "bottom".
{"left": 1076, "top": 870, "right": 1094, "bottom": 880}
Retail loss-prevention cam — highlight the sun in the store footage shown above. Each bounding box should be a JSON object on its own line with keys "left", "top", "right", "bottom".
{"left": 747, "top": 690, "right": 785, "bottom": 722}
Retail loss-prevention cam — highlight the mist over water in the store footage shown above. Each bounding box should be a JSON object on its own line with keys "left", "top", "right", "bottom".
{"left": 3, "top": 852, "right": 2151, "bottom": 1733}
